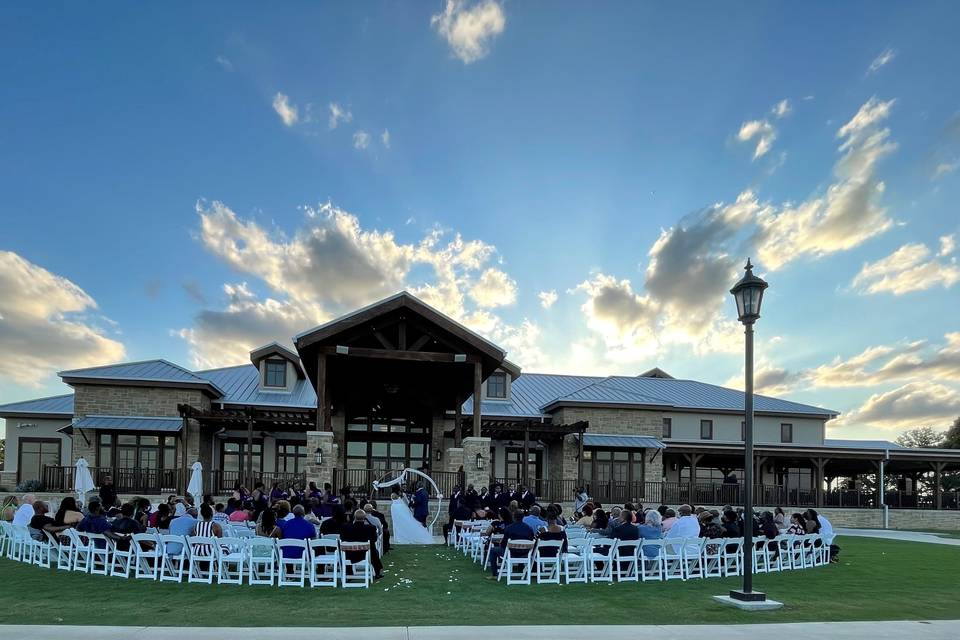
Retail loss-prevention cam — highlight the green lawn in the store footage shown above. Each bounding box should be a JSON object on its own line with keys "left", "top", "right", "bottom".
{"left": 0, "top": 536, "right": 957, "bottom": 626}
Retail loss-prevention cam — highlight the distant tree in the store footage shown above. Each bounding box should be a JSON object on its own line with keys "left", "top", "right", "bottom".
{"left": 896, "top": 426, "right": 945, "bottom": 449}
{"left": 942, "top": 417, "right": 960, "bottom": 449}
{"left": 0, "top": 438, "right": 4, "bottom": 468}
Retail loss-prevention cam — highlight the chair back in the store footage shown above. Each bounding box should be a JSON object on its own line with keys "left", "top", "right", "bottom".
{"left": 311, "top": 538, "right": 339, "bottom": 555}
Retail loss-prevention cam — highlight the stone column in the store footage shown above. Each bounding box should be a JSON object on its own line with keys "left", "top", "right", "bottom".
{"left": 445, "top": 447, "right": 465, "bottom": 474}
{"left": 462, "top": 436, "right": 491, "bottom": 489}
{"left": 305, "top": 431, "right": 338, "bottom": 489}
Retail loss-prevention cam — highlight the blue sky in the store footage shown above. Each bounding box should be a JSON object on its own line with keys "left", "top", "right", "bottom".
{"left": 1, "top": 1, "right": 959, "bottom": 440}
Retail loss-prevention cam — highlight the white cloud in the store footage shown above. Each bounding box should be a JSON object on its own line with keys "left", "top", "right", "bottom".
{"left": 0, "top": 251, "right": 125, "bottom": 387}
{"left": 851, "top": 241, "right": 960, "bottom": 295}
{"left": 353, "top": 130, "right": 371, "bottom": 150}
{"left": 381, "top": 129, "right": 391, "bottom": 149}
{"left": 272, "top": 92, "right": 299, "bottom": 127}
{"left": 431, "top": 0, "right": 506, "bottom": 64}
{"left": 933, "top": 159, "right": 958, "bottom": 179}
{"left": 328, "top": 102, "right": 353, "bottom": 130}
{"left": 573, "top": 274, "right": 661, "bottom": 361}
{"left": 835, "top": 382, "right": 960, "bottom": 433}
{"left": 538, "top": 290, "right": 558, "bottom": 309}
{"left": 939, "top": 234, "right": 956, "bottom": 257}
{"left": 867, "top": 48, "right": 896, "bottom": 75}
{"left": 182, "top": 200, "right": 539, "bottom": 368}
{"left": 215, "top": 55, "right": 233, "bottom": 72}
{"left": 772, "top": 99, "right": 791, "bottom": 119}
{"left": 806, "top": 333, "right": 960, "bottom": 388}
{"left": 737, "top": 119, "right": 777, "bottom": 159}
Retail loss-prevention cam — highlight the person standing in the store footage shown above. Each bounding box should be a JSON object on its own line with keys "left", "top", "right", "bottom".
{"left": 98, "top": 476, "right": 119, "bottom": 510}
{"left": 412, "top": 482, "right": 429, "bottom": 527}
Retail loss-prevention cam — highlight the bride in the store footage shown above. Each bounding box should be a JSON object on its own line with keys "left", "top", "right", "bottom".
{"left": 390, "top": 491, "right": 435, "bottom": 544}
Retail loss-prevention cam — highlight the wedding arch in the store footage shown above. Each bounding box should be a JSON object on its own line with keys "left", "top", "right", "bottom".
{"left": 372, "top": 468, "right": 445, "bottom": 530}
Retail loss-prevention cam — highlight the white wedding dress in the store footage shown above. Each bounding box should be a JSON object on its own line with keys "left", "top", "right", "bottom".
{"left": 390, "top": 495, "right": 435, "bottom": 544}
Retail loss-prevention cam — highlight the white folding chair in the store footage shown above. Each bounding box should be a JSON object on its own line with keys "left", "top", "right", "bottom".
{"left": 340, "top": 541, "right": 372, "bottom": 588}
{"left": 752, "top": 538, "right": 770, "bottom": 574}
{"left": 216, "top": 538, "right": 247, "bottom": 585}
{"left": 34, "top": 531, "right": 60, "bottom": 568}
{"left": 533, "top": 539, "right": 563, "bottom": 584}
{"left": 721, "top": 538, "right": 743, "bottom": 577}
{"left": 483, "top": 533, "right": 503, "bottom": 571}
{"left": 159, "top": 535, "right": 188, "bottom": 583}
{"left": 702, "top": 539, "right": 724, "bottom": 578}
{"left": 87, "top": 533, "right": 111, "bottom": 575}
{"left": 109, "top": 536, "right": 134, "bottom": 578}
{"left": 498, "top": 540, "right": 535, "bottom": 585}
{"left": 613, "top": 539, "right": 640, "bottom": 582}
{"left": 187, "top": 536, "right": 217, "bottom": 584}
{"left": 767, "top": 535, "right": 788, "bottom": 572}
{"left": 587, "top": 537, "right": 617, "bottom": 583}
{"left": 563, "top": 538, "right": 589, "bottom": 584}
{"left": 276, "top": 539, "right": 308, "bottom": 587}
{"left": 72, "top": 530, "right": 94, "bottom": 573}
{"left": 308, "top": 538, "right": 340, "bottom": 588}
{"left": 817, "top": 533, "right": 833, "bottom": 566}
{"left": 248, "top": 537, "right": 278, "bottom": 586}
{"left": 663, "top": 538, "right": 685, "bottom": 580}
{"left": 10, "top": 525, "right": 32, "bottom": 563}
{"left": 0, "top": 522, "right": 9, "bottom": 558}
{"left": 801, "top": 534, "right": 817, "bottom": 568}
{"left": 133, "top": 533, "right": 161, "bottom": 580}
{"left": 640, "top": 539, "right": 666, "bottom": 582}
{"left": 682, "top": 537, "right": 706, "bottom": 580}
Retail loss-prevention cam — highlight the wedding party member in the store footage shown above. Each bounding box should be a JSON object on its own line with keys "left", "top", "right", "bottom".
{"left": 519, "top": 485, "right": 536, "bottom": 509}
{"left": 443, "top": 485, "right": 463, "bottom": 541}
{"left": 341, "top": 509, "right": 383, "bottom": 579}
{"left": 412, "top": 483, "right": 429, "bottom": 526}
{"left": 390, "top": 492, "right": 434, "bottom": 544}
{"left": 368, "top": 500, "right": 390, "bottom": 553}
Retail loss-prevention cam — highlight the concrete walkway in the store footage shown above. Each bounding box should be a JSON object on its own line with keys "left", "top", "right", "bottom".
{"left": 837, "top": 528, "right": 960, "bottom": 546}
{"left": 3, "top": 622, "right": 958, "bottom": 640}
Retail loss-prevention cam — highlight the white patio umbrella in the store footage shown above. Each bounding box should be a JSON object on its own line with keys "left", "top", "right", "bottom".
{"left": 187, "top": 461, "right": 203, "bottom": 500}
{"left": 74, "top": 457, "right": 96, "bottom": 505}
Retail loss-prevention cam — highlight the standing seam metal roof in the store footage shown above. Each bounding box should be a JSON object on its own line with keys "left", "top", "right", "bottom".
{"left": 0, "top": 393, "right": 75, "bottom": 415}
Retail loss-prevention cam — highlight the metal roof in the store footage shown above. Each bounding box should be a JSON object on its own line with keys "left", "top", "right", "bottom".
{"left": 0, "top": 393, "right": 74, "bottom": 416}
{"left": 199, "top": 364, "right": 317, "bottom": 408}
{"left": 59, "top": 359, "right": 225, "bottom": 395}
{"left": 579, "top": 433, "right": 667, "bottom": 449}
{"left": 824, "top": 439, "right": 903, "bottom": 450}
{"left": 463, "top": 373, "right": 604, "bottom": 418}
{"left": 553, "top": 380, "right": 673, "bottom": 407}
{"left": 72, "top": 415, "right": 183, "bottom": 432}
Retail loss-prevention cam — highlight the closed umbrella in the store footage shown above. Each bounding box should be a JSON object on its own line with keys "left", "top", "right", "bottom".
{"left": 74, "top": 457, "right": 96, "bottom": 505}
{"left": 187, "top": 461, "right": 203, "bottom": 500}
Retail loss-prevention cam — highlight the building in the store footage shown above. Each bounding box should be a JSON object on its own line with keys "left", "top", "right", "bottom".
{"left": 2, "top": 291, "right": 958, "bottom": 514}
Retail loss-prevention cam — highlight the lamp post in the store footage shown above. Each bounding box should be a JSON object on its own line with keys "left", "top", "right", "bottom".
{"left": 729, "top": 258, "right": 769, "bottom": 603}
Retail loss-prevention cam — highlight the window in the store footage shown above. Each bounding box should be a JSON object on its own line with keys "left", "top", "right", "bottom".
{"left": 781, "top": 423, "right": 793, "bottom": 443}
{"left": 221, "top": 441, "right": 263, "bottom": 474}
{"left": 18, "top": 438, "right": 61, "bottom": 484}
{"left": 276, "top": 441, "right": 307, "bottom": 474}
{"left": 582, "top": 448, "right": 646, "bottom": 487}
{"left": 741, "top": 421, "right": 746, "bottom": 441}
{"left": 700, "top": 419, "right": 713, "bottom": 440}
{"left": 662, "top": 417, "right": 672, "bottom": 438}
{"left": 264, "top": 359, "right": 287, "bottom": 387}
{"left": 98, "top": 433, "right": 176, "bottom": 471}
{"left": 486, "top": 372, "right": 507, "bottom": 398}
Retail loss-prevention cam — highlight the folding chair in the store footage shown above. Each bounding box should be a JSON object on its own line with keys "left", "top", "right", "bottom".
{"left": 308, "top": 538, "right": 340, "bottom": 588}
{"left": 108, "top": 536, "right": 134, "bottom": 578}
{"left": 0, "top": 522, "right": 9, "bottom": 558}
{"left": 563, "top": 538, "right": 589, "bottom": 584}
{"left": 34, "top": 531, "right": 61, "bottom": 569}
{"left": 483, "top": 533, "right": 503, "bottom": 571}
{"left": 721, "top": 538, "right": 743, "bottom": 577}
{"left": 767, "top": 535, "right": 787, "bottom": 572}
{"left": 640, "top": 539, "right": 666, "bottom": 582}
{"left": 586, "top": 537, "right": 617, "bottom": 583}
{"left": 663, "top": 538, "right": 685, "bottom": 580}
{"left": 248, "top": 537, "right": 278, "bottom": 586}
{"left": 133, "top": 533, "right": 161, "bottom": 580}
{"left": 159, "top": 535, "right": 188, "bottom": 583}
{"left": 532, "top": 539, "right": 563, "bottom": 584}
{"left": 87, "top": 533, "right": 111, "bottom": 575}
{"left": 340, "top": 541, "right": 372, "bottom": 588}
{"left": 216, "top": 538, "right": 247, "bottom": 585}
{"left": 682, "top": 537, "right": 705, "bottom": 580}
{"left": 777, "top": 534, "right": 796, "bottom": 570}
{"left": 752, "top": 538, "right": 770, "bottom": 574}
{"left": 277, "top": 539, "right": 308, "bottom": 587}
{"left": 498, "top": 540, "right": 534, "bottom": 585}
{"left": 187, "top": 536, "right": 217, "bottom": 584}
{"left": 817, "top": 533, "right": 834, "bottom": 566}
{"left": 613, "top": 540, "right": 640, "bottom": 582}
{"left": 8, "top": 525, "right": 31, "bottom": 562}
{"left": 702, "top": 539, "right": 724, "bottom": 578}
{"left": 72, "top": 530, "right": 94, "bottom": 573}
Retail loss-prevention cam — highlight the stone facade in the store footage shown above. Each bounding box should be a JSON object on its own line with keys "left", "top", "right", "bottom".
{"left": 461, "top": 437, "right": 492, "bottom": 490}
{"left": 304, "top": 431, "right": 338, "bottom": 488}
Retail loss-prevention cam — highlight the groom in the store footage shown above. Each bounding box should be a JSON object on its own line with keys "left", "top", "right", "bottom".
{"left": 412, "top": 482, "right": 429, "bottom": 527}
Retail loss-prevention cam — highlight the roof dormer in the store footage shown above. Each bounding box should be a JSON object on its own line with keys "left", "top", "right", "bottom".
{"left": 250, "top": 342, "right": 305, "bottom": 392}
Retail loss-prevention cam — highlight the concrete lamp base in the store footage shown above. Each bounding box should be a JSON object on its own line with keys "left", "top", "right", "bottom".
{"left": 713, "top": 593, "right": 784, "bottom": 611}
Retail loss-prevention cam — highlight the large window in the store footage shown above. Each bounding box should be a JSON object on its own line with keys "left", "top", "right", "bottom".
{"left": 781, "top": 423, "right": 793, "bottom": 443}
{"left": 700, "top": 419, "right": 713, "bottom": 440}
{"left": 18, "top": 438, "right": 60, "bottom": 484}
{"left": 276, "top": 441, "right": 307, "bottom": 474}
{"left": 264, "top": 359, "right": 287, "bottom": 387}
{"left": 679, "top": 467, "right": 743, "bottom": 483}
{"left": 581, "top": 448, "right": 646, "bottom": 487}
{"left": 504, "top": 448, "right": 542, "bottom": 481}
{"left": 486, "top": 372, "right": 507, "bottom": 398}
{"left": 97, "top": 433, "right": 177, "bottom": 471}
{"left": 662, "top": 417, "right": 672, "bottom": 438}
{"left": 345, "top": 415, "right": 431, "bottom": 472}
{"left": 221, "top": 441, "right": 263, "bottom": 474}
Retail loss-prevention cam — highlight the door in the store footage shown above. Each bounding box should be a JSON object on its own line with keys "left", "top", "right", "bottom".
{"left": 505, "top": 448, "right": 542, "bottom": 485}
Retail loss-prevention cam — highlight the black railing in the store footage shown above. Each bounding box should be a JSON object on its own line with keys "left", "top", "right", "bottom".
{"left": 333, "top": 468, "right": 465, "bottom": 501}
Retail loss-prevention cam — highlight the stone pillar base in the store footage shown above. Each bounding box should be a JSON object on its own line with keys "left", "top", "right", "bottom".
{"left": 305, "top": 431, "right": 338, "bottom": 490}
{"left": 462, "top": 437, "right": 492, "bottom": 489}
{"left": 444, "top": 447, "right": 465, "bottom": 473}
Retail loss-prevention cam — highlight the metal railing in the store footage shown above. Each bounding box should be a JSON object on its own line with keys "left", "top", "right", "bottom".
{"left": 332, "top": 468, "right": 464, "bottom": 501}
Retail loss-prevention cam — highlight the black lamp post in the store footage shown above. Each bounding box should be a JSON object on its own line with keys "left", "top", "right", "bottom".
{"left": 729, "top": 258, "right": 769, "bottom": 603}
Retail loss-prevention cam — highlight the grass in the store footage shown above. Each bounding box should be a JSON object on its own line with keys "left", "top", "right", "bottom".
{"left": 0, "top": 536, "right": 958, "bottom": 626}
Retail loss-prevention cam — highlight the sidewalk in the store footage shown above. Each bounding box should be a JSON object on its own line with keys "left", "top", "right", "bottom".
{"left": 837, "top": 528, "right": 960, "bottom": 546}
{"left": 3, "top": 622, "right": 958, "bottom": 640}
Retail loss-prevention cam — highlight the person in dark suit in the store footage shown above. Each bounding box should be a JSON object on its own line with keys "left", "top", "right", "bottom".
{"left": 487, "top": 510, "right": 534, "bottom": 579}
{"left": 478, "top": 486, "right": 492, "bottom": 513}
{"left": 443, "top": 485, "right": 463, "bottom": 541}
{"left": 505, "top": 483, "right": 519, "bottom": 506}
{"left": 602, "top": 509, "right": 641, "bottom": 540}
{"left": 368, "top": 500, "right": 390, "bottom": 553}
{"left": 464, "top": 484, "right": 480, "bottom": 513}
{"left": 341, "top": 509, "right": 383, "bottom": 579}
{"left": 493, "top": 484, "right": 508, "bottom": 509}
{"left": 519, "top": 485, "right": 536, "bottom": 509}
{"left": 412, "top": 483, "right": 429, "bottom": 526}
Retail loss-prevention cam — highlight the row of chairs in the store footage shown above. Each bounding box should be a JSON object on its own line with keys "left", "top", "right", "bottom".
{"left": 0, "top": 522, "right": 372, "bottom": 589}
{"left": 461, "top": 522, "right": 832, "bottom": 585}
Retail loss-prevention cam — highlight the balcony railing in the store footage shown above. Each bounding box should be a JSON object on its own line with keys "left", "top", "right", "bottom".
{"left": 42, "top": 465, "right": 304, "bottom": 496}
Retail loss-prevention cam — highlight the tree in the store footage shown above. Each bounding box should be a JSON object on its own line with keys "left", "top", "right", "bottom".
{"left": 896, "top": 426, "right": 945, "bottom": 449}
{"left": 942, "top": 417, "right": 960, "bottom": 449}
{"left": 0, "top": 438, "right": 4, "bottom": 468}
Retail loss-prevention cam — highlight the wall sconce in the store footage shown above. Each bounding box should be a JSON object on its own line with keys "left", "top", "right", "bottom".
{"left": 436, "top": 449, "right": 443, "bottom": 462}
{"left": 314, "top": 447, "right": 322, "bottom": 465}
{"left": 475, "top": 452, "right": 485, "bottom": 470}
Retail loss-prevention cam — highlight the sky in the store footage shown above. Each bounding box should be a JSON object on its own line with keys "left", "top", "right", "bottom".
{"left": 1, "top": 1, "right": 959, "bottom": 441}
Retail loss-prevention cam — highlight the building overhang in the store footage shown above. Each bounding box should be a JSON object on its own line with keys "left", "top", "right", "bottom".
{"left": 60, "top": 375, "right": 223, "bottom": 398}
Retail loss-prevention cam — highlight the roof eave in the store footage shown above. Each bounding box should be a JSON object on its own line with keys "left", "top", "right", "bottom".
{"left": 60, "top": 375, "right": 224, "bottom": 399}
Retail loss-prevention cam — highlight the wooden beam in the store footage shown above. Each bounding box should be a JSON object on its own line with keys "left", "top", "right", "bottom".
{"left": 316, "top": 353, "right": 331, "bottom": 432}
{"left": 181, "top": 415, "right": 189, "bottom": 495}
{"left": 373, "top": 330, "right": 395, "bottom": 350}
{"left": 246, "top": 408, "right": 254, "bottom": 488}
{"left": 522, "top": 422, "right": 530, "bottom": 487}
{"left": 454, "top": 396, "right": 462, "bottom": 448}
{"left": 398, "top": 321, "right": 407, "bottom": 351}
{"left": 932, "top": 461, "right": 946, "bottom": 510}
{"left": 473, "top": 361, "right": 482, "bottom": 438}
{"left": 577, "top": 428, "right": 585, "bottom": 483}
{"left": 319, "top": 345, "right": 480, "bottom": 364}
{"left": 409, "top": 334, "right": 432, "bottom": 351}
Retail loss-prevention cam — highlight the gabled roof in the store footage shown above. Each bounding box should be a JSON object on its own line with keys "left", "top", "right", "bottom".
{"left": 463, "top": 373, "right": 604, "bottom": 418}
{"left": 199, "top": 364, "right": 317, "bottom": 408}
{"left": 249, "top": 342, "right": 305, "bottom": 379}
{"left": 0, "top": 393, "right": 74, "bottom": 418}
{"left": 59, "top": 359, "right": 224, "bottom": 397}
{"left": 638, "top": 367, "right": 674, "bottom": 379}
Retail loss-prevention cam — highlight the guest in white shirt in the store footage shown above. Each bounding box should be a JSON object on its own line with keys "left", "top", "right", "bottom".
{"left": 12, "top": 494, "right": 37, "bottom": 527}
{"left": 664, "top": 504, "right": 701, "bottom": 554}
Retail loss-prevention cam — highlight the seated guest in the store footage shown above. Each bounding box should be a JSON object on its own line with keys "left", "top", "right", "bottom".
{"left": 304, "top": 499, "right": 322, "bottom": 525}
{"left": 699, "top": 511, "right": 724, "bottom": 539}
{"left": 774, "top": 506, "right": 786, "bottom": 529}
{"left": 760, "top": 511, "right": 780, "bottom": 560}
{"left": 133, "top": 497, "right": 152, "bottom": 527}
{"left": 522, "top": 505, "right": 548, "bottom": 533}
{"left": 551, "top": 503, "right": 568, "bottom": 527}
{"left": 54, "top": 497, "right": 84, "bottom": 526}
{"left": 486, "top": 510, "right": 535, "bottom": 580}
{"left": 29, "top": 501, "right": 71, "bottom": 541}
{"left": 148, "top": 503, "right": 169, "bottom": 528}
{"left": 270, "top": 482, "right": 287, "bottom": 503}
{"left": 256, "top": 507, "right": 282, "bottom": 539}
{"left": 275, "top": 500, "right": 294, "bottom": 521}
{"left": 592, "top": 509, "right": 609, "bottom": 531}
{"left": 229, "top": 501, "right": 253, "bottom": 523}
{"left": 608, "top": 506, "right": 623, "bottom": 524}
{"left": 78, "top": 501, "right": 111, "bottom": 535}
{"left": 604, "top": 508, "right": 640, "bottom": 540}
{"left": 576, "top": 505, "right": 594, "bottom": 527}
{"left": 484, "top": 507, "right": 512, "bottom": 537}
{"left": 804, "top": 508, "right": 839, "bottom": 562}
{"left": 195, "top": 503, "right": 224, "bottom": 539}
{"left": 164, "top": 505, "right": 196, "bottom": 555}
{"left": 368, "top": 500, "right": 390, "bottom": 553}
{"left": 279, "top": 505, "right": 315, "bottom": 558}
{"left": 319, "top": 504, "right": 347, "bottom": 537}
{"left": 638, "top": 510, "right": 663, "bottom": 559}
{"left": 362, "top": 503, "right": 383, "bottom": 539}
{"left": 803, "top": 509, "right": 822, "bottom": 534}
{"left": 12, "top": 494, "right": 37, "bottom": 527}
{"left": 536, "top": 506, "right": 567, "bottom": 556}
{"left": 787, "top": 512, "right": 807, "bottom": 535}
{"left": 212, "top": 503, "right": 230, "bottom": 526}
{"left": 341, "top": 509, "right": 383, "bottom": 579}
{"left": 664, "top": 504, "right": 699, "bottom": 539}
{"left": 661, "top": 508, "right": 677, "bottom": 533}
{"left": 721, "top": 510, "right": 741, "bottom": 538}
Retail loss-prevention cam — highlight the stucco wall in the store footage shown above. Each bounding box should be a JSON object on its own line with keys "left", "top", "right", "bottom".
{"left": 664, "top": 412, "right": 826, "bottom": 445}
{"left": 1, "top": 416, "right": 73, "bottom": 480}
